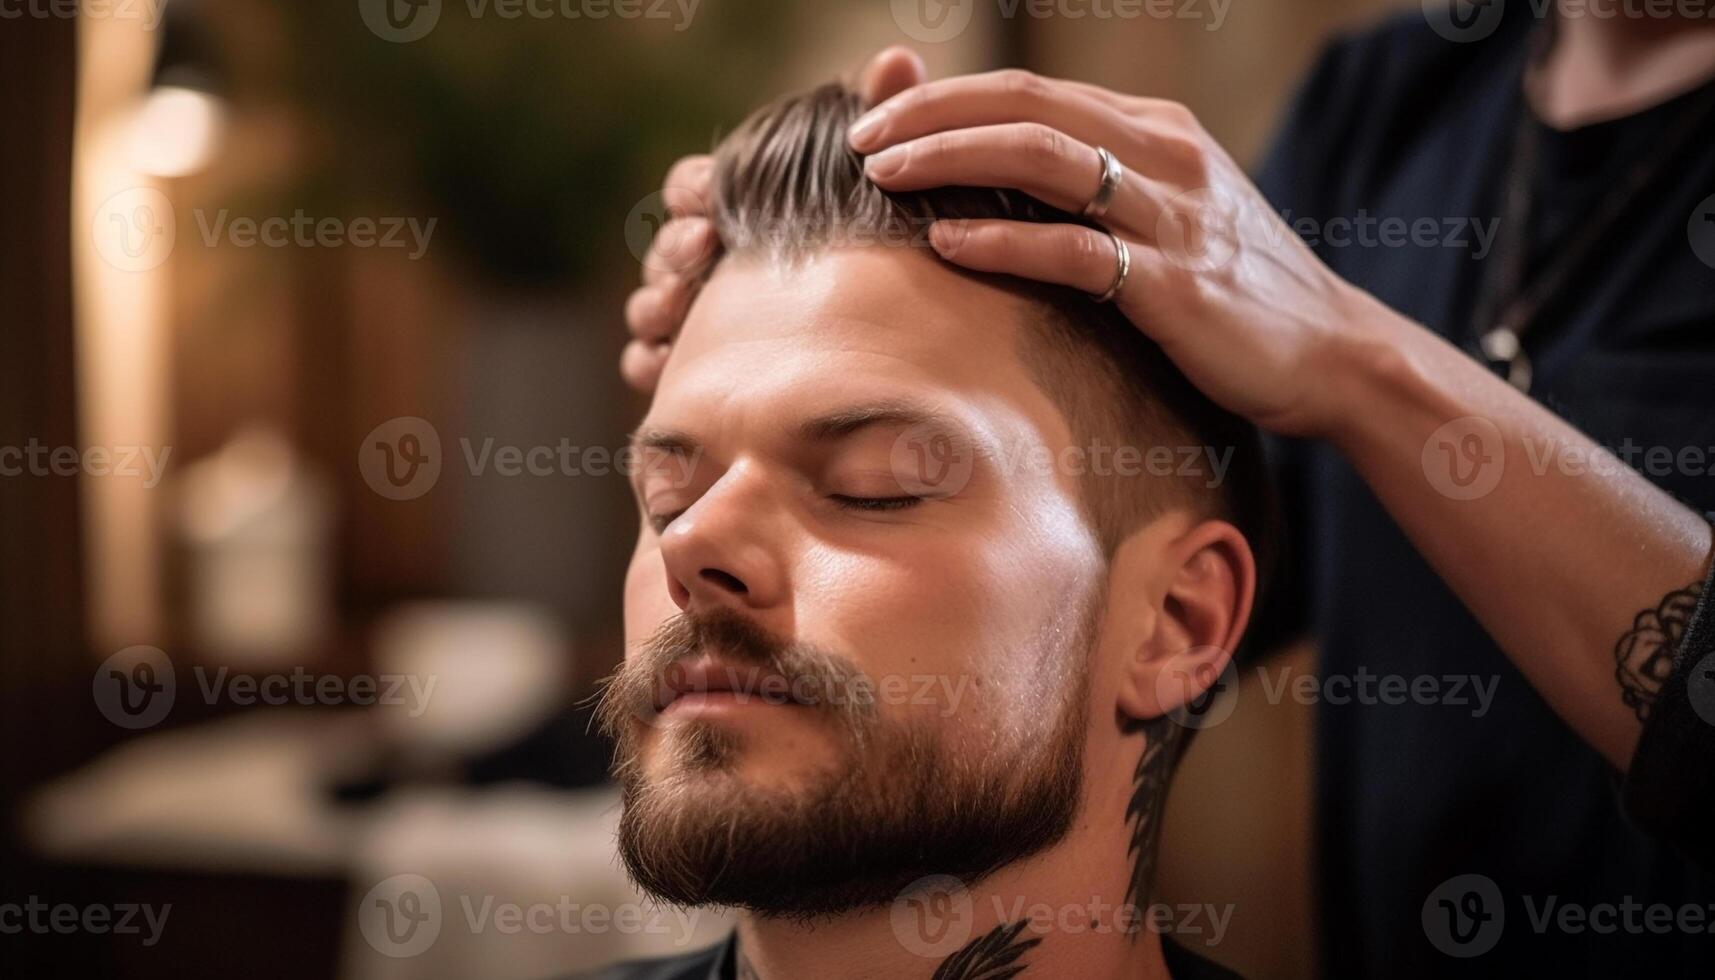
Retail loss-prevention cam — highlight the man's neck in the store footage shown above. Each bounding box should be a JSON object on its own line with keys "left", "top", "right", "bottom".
{"left": 733, "top": 864, "right": 1172, "bottom": 980}
{"left": 1530, "top": 5, "right": 1715, "bottom": 128}
{"left": 728, "top": 741, "right": 1197, "bottom": 980}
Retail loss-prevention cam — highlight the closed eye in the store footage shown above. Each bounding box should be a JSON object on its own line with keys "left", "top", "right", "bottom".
{"left": 830, "top": 494, "right": 924, "bottom": 512}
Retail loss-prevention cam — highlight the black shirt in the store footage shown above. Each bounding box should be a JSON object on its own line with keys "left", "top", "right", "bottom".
{"left": 574, "top": 931, "right": 1245, "bottom": 980}
{"left": 1252, "top": 7, "right": 1715, "bottom": 977}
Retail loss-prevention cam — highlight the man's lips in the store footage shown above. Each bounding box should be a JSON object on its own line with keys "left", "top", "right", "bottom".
{"left": 652, "top": 655, "right": 805, "bottom": 714}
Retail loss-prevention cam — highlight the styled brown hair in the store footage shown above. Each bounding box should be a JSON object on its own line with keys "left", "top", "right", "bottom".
{"left": 702, "top": 83, "right": 1276, "bottom": 597}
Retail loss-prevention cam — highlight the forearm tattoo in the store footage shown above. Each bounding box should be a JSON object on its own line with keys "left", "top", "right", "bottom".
{"left": 1615, "top": 579, "right": 1705, "bottom": 722}
{"left": 931, "top": 920, "right": 1041, "bottom": 980}
{"left": 1122, "top": 715, "right": 1186, "bottom": 915}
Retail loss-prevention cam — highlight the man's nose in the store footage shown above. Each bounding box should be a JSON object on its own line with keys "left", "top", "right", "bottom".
{"left": 657, "top": 464, "right": 787, "bottom": 614}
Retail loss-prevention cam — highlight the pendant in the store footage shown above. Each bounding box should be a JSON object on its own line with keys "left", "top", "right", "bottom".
{"left": 1480, "top": 326, "right": 1533, "bottom": 394}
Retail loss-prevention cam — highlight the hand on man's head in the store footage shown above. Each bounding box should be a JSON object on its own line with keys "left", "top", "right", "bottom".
{"left": 619, "top": 47, "right": 928, "bottom": 392}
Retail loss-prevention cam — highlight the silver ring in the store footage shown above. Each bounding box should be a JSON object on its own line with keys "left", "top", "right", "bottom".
{"left": 1081, "top": 146, "right": 1123, "bottom": 219}
{"left": 1091, "top": 231, "right": 1129, "bottom": 303}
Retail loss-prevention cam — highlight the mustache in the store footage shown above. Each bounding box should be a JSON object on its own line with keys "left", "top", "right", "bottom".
{"left": 595, "top": 609, "right": 881, "bottom": 743}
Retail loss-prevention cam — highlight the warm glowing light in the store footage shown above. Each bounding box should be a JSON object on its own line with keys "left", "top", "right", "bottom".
{"left": 129, "top": 84, "right": 225, "bottom": 177}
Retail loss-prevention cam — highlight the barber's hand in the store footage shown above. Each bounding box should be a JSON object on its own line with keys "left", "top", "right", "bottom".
{"left": 849, "top": 69, "right": 1389, "bottom": 439}
{"left": 620, "top": 155, "right": 718, "bottom": 392}
{"left": 620, "top": 47, "right": 932, "bottom": 392}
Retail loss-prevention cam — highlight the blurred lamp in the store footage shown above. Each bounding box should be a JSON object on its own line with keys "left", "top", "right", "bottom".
{"left": 130, "top": 85, "right": 224, "bottom": 177}
{"left": 130, "top": 0, "right": 226, "bottom": 177}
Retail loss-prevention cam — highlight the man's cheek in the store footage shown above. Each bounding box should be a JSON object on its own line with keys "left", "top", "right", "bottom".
{"left": 623, "top": 549, "right": 674, "bottom": 644}
{"left": 835, "top": 583, "right": 995, "bottom": 718}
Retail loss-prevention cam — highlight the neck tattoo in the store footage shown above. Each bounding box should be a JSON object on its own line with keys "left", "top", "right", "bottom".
{"left": 931, "top": 919, "right": 1042, "bottom": 979}
{"left": 1122, "top": 715, "right": 1184, "bottom": 916}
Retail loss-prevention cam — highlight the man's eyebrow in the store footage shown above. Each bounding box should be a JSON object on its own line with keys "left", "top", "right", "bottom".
{"left": 627, "top": 401, "right": 980, "bottom": 462}
{"left": 627, "top": 426, "right": 701, "bottom": 456}
{"left": 796, "top": 402, "right": 966, "bottom": 443}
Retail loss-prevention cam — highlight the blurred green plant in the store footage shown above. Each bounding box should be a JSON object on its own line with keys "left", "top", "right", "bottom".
{"left": 273, "top": 2, "right": 791, "bottom": 290}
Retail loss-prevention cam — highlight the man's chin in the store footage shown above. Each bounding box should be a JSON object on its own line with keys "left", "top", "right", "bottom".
{"left": 615, "top": 725, "right": 1085, "bottom": 921}
{"left": 615, "top": 783, "right": 932, "bottom": 919}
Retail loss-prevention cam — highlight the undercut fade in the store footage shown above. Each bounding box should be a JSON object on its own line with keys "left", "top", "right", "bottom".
{"left": 698, "top": 82, "right": 1276, "bottom": 610}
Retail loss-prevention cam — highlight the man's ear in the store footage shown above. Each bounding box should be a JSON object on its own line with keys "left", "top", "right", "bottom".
{"left": 1112, "top": 517, "right": 1256, "bottom": 722}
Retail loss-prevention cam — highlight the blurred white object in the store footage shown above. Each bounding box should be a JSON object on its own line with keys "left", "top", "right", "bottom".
{"left": 23, "top": 712, "right": 729, "bottom": 980}
{"left": 129, "top": 84, "right": 225, "bottom": 177}
{"left": 341, "top": 787, "right": 733, "bottom": 980}
{"left": 177, "top": 425, "right": 334, "bottom": 664}
{"left": 370, "top": 601, "right": 568, "bottom": 765}
{"left": 24, "top": 711, "right": 361, "bottom": 875}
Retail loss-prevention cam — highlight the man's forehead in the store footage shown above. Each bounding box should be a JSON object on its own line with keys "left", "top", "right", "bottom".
{"left": 659, "top": 247, "right": 1041, "bottom": 402}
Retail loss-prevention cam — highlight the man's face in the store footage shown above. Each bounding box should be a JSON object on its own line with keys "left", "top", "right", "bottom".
{"left": 605, "top": 246, "right": 1114, "bottom": 915}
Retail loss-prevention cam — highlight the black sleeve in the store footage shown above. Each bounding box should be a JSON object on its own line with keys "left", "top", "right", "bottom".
{"left": 1252, "top": 31, "right": 1364, "bottom": 229}
{"left": 1622, "top": 531, "right": 1715, "bottom": 870}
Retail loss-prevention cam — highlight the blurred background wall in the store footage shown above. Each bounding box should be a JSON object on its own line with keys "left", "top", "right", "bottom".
{"left": 2, "top": 1, "right": 1412, "bottom": 977}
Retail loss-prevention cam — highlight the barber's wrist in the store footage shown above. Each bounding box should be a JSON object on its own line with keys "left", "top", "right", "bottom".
{"left": 1314, "top": 285, "right": 1439, "bottom": 453}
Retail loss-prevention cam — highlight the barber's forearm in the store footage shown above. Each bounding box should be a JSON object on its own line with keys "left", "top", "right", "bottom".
{"left": 1324, "top": 291, "right": 1712, "bottom": 769}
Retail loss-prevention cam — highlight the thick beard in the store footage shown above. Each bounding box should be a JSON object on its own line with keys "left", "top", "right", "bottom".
{"left": 604, "top": 597, "right": 1098, "bottom": 920}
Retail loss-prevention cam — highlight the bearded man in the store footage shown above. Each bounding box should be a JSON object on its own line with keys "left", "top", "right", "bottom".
{"left": 590, "top": 82, "right": 1274, "bottom": 980}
